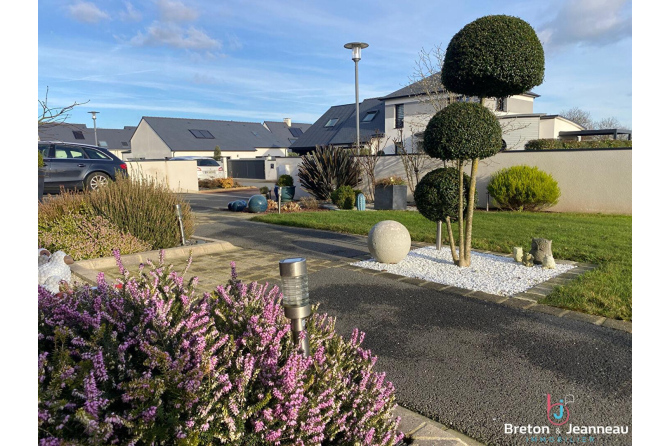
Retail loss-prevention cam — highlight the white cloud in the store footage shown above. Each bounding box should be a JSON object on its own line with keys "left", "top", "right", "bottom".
{"left": 130, "top": 22, "right": 221, "bottom": 50}
{"left": 537, "top": 0, "right": 631, "bottom": 52}
{"left": 157, "top": 0, "right": 198, "bottom": 22}
{"left": 68, "top": 2, "right": 110, "bottom": 24}
{"left": 120, "top": 2, "right": 142, "bottom": 22}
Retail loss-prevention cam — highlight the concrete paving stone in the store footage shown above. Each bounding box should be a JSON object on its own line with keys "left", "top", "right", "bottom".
{"left": 411, "top": 422, "right": 462, "bottom": 440}
{"left": 466, "top": 291, "right": 508, "bottom": 304}
{"left": 397, "top": 277, "right": 429, "bottom": 286}
{"left": 528, "top": 284, "right": 555, "bottom": 294}
{"left": 378, "top": 272, "right": 410, "bottom": 281}
{"left": 543, "top": 277, "right": 573, "bottom": 286}
{"left": 601, "top": 318, "right": 633, "bottom": 333}
{"left": 563, "top": 310, "right": 607, "bottom": 325}
{"left": 513, "top": 292, "right": 539, "bottom": 302}
{"left": 529, "top": 304, "right": 570, "bottom": 317}
{"left": 501, "top": 298, "right": 536, "bottom": 310}
{"left": 523, "top": 288, "right": 551, "bottom": 297}
{"left": 419, "top": 281, "right": 451, "bottom": 291}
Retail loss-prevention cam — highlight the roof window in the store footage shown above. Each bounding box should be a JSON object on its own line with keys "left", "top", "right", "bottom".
{"left": 72, "top": 130, "right": 85, "bottom": 140}
{"left": 362, "top": 111, "right": 378, "bottom": 122}
{"left": 189, "top": 129, "right": 215, "bottom": 139}
{"left": 324, "top": 118, "right": 339, "bottom": 127}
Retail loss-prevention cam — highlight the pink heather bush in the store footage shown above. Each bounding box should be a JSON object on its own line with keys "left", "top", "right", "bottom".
{"left": 38, "top": 251, "right": 403, "bottom": 445}
{"left": 38, "top": 213, "right": 151, "bottom": 261}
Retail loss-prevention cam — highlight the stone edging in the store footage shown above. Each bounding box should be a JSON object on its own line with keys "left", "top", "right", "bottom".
{"left": 342, "top": 244, "right": 632, "bottom": 334}
{"left": 70, "top": 240, "right": 239, "bottom": 286}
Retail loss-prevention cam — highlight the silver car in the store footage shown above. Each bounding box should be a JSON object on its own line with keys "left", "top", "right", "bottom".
{"left": 170, "top": 156, "right": 225, "bottom": 180}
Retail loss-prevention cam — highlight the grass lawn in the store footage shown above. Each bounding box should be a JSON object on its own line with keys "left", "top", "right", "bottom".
{"left": 251, "top": 210, "right": 632, "bottom": 321}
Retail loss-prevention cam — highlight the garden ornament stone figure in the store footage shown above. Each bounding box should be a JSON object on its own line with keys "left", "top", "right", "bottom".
{"left": 38, "top": 249, "right": 74, "bottom": 293}
{"left": 529, "top": 238, "right": 553, "bottom": 265}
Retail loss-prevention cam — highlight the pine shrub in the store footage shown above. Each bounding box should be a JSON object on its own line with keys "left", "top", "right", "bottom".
{"left": 87, "top": 173, "right": 194, "bottom": 249}
{"left": 487, "top": 165, "right": 561, "bottom": 211}
{"left": 331, "top": 185, "right": 356, "bottom": 210}
{"left": 38, "top": 254, "right": 403, "bottom": 445}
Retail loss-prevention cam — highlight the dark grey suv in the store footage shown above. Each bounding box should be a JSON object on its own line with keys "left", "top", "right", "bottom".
{"left": 38, "top": 141, "right": 128, "bottom": 193}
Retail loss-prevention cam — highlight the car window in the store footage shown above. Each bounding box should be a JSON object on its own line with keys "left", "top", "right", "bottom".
{"left": 197, "top": 159, "right": 219, "bottom": 166}
{"left": 84, "top": 147, "right": 112, "bottom": 160}
{"left": 54, "top": 145, "right": 88, "bottom": 159}
{"left": 38, "top": 144, "right": 51, "bottom": 158}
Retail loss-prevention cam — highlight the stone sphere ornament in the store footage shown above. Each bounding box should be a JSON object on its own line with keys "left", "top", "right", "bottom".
{"left": 247, "top": 194, "right": 268, "bottom": 213}
{"left": 368, "top": 220, "right": 412, "bottom": 264}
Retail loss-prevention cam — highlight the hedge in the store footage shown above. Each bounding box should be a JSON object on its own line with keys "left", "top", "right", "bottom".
{"left": 524, "top": 139, "right": 632, "bottom": 151}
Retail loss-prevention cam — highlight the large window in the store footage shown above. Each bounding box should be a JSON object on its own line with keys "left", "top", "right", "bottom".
{"left": 395, "top": 104, "right": 404, "bottom": 129}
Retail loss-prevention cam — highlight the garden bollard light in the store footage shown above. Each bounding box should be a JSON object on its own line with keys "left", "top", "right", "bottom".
{"left": 278, "top": 186, "right": 282, "bottom": 214}
{"left": 279, "top": 257, "right": 311, "bottom": 357}
{"left": 175, "top": 204, "right": 186, "bottom": 246}
{"left": 436, "top": 221, "right": 442, "bottom": 251}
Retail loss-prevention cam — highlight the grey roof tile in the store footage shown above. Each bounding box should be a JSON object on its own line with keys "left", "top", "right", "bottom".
{"left": 38, "top": 123, "right": 136, "bottom": 151}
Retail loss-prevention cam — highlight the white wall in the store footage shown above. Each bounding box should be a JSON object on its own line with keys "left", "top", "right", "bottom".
{"left": 126, "top": 160, "right": 199, "bottom": 193}
{"left": 129, "top": 120, "right": 171, "bottom": 159}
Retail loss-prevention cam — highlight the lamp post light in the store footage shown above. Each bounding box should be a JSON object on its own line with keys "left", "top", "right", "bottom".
{"left": 344, "top": 42, "right": 368, "bottom": 154}
{"left": 88, "top": 111, "right": 100, "bottom": 146}
{"left": 279, "top": 257, "right": 311, "bottom": 357}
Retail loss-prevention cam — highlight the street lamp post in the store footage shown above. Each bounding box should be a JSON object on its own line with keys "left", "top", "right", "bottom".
{"left": 344, "top": 42, "right": 368, "bottom": 154}
{"left": 88, "top": 111, "right": 100, "bottom": 146}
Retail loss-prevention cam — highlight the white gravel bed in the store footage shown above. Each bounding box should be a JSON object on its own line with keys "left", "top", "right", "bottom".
{"left": 351, "top": 246, "right": 576, "bottom": 297}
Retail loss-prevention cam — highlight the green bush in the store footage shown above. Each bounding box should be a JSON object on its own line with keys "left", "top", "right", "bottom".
{"left": 259, "top": 186, "right": 269, "bottom": 194}
{"left": 331, "top": 185, "right": 356, "bottom": 210}
{"left": 38, "top": 213, "right": 151, "bottom": 261}
{"left": 277, "top": 174, "right": 294, "bottom": 187}
{"left": 487, "top": 165, "right": 561, "bottom": 211}
{"left": 524, "top": 139, "right": 633, "bottom": 150}
{"left": 423, "top": 102, "right": 502, "bottom": 161}
{"left": 298, "top": 145, "right": 361, "bottom": 200}
{"left": 442, "top": 15, "right": 545, "bottom": 98}
{"left": 87, "top": 173, "right": 194, "bottom": 249}
{"left": 415, "top": 167, "right": 473, "bottom": 222}
{"left": 38, "top": 151, "right": 45, "bottom": 168}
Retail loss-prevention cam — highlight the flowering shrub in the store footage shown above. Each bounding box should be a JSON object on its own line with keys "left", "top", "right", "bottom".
{"left": 375, "top": 176, "right": 406, "bottom": 187}
{"left": 38, "top": 212, "right": 151, "bottom": 261}
{"left": 39, "top": 252, "right": 403, "bottom": 445}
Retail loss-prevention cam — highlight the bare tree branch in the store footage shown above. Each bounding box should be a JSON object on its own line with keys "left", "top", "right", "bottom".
{"left": 38, "top": 87, "right": 90, "bottom": 127}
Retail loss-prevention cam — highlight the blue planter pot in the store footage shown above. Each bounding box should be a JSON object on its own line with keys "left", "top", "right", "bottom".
{"left": 274, "top": 186, "right": 296, "bottom": 202}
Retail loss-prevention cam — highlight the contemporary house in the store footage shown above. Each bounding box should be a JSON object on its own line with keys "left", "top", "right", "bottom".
{"left": 290, "top": 73, "right": 585, "bottom": 153}
{"left": 38, "top": 123, "right": 136, "bottom": 159}
{"left": 128, "top": 116, "right": 311, "bottom": 160}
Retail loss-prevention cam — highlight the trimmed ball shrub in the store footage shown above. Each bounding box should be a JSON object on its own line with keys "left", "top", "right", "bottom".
{"left": 414, "top": 167, "right": 474, "bottom": 222}
{"left": 442, "top": 15, "right": 545, "bottom": 98}
{"left": 277, "top": 174, "right": 294, "bottom": 187}
{"left": 331, "top": 185, "right": 356, "bottom": 210}
{"left": 38, "top": 253, "right": 403, "bottom": 445}
{"left": 487, "top": 165, "right": 561, "bottom": 211}
{"left": 423, "top": 102, "right": 502, "bottom": 161}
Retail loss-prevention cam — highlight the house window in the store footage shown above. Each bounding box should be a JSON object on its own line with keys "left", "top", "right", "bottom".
{"left": 394, "top": 141, "right": 404, "bottom": 155}
{"left": 496, "top": 98, "right": 507, "bottom": 112}
{"left": 362, "top": 110, "right": 378, "bottom": 122}
{"left": 324, "top": 118, "right": 339, "bottom": 127}
{"left": 189, "top": 129, "right": 215, "bottom": 139}
{"left": 395, "top": 104, "right": 404, "bottom": 129}
{"left": 72, "top": 130, "right": 85, "bottom": 140}
{"left": 121, "top": 141, "right": 129, "bottom": 147}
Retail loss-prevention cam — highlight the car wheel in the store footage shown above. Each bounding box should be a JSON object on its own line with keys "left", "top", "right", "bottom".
{"left": 86, "top": 172, "right": 111, "bottom": 190}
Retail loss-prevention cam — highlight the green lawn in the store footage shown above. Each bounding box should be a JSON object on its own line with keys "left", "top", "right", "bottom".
{"left": 251, "top": 210, "right": 632, "bottom": 321}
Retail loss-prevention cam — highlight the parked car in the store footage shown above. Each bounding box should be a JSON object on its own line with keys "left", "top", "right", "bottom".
{"left": 170, "top": 156, "right": 225, "bottom": 180}
{"left": 38, "top": 141, "right": 127, "bottom": 193}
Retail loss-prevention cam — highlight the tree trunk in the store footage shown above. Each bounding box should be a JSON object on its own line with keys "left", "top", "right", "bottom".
{"left": 463, "top": 158, "right": 480, "bottom": 266}
{"left": 446, "top": 217, "right": 459, "bottom": 264}
{"left": 458, "top": 160, "right": 466, "bottom": 267}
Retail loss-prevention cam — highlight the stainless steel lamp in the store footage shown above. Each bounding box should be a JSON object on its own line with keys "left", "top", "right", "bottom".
{"left": 279, "top": 257, "right": 311, "bottom": 357}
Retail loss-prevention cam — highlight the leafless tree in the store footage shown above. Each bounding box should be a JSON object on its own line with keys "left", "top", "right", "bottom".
{"left": 38, "top": 87, "right": 89, "bottom": 127}
{"left": 559, "top": 107, "right": 594, "bottom": 129}
{"left": 393, "top": 127, "right": 435, "bottom": 196}
{"left": 358, "top": 130, "right": 391, "bottom": 202}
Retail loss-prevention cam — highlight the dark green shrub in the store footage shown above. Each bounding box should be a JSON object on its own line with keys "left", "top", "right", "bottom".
{"left": 298, "top": 145, "right": 361, "bottom": 200}
{"left": 414, "top": 167, "right": 473, "bottom": 222}
{"left": 525, "top": 139, "right": 633, "bottom": 150}
{"left": 442, "top": 15, "right": 545, "bottom": 98}
{"left": 423, "top": 102, "right": 502, "bottom": 161}
{"left": 487, "top": 165, "right": 561, "bottom": 211}
{"left": 87, "top": 173, "right": 194, "bottom": 249}
{"left": 331, "top": 185, "right": 356, "bottom": 210}
{"left": 277, "top": 174, "right": 294, "bottom": 187}
{"left": 38, "top": 151, "right": 45, "bottom": 168}
{"left": 259, "top": 186, "right": 270, "bottom": 194}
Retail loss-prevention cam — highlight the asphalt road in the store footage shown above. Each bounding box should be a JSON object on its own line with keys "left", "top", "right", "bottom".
{"left": 182, "top": 191, "right": 633, "bottom": 446}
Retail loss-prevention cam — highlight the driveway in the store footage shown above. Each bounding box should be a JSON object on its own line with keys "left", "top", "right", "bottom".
{"left": 182, "top": 192, "right": 632, "bottom": 446}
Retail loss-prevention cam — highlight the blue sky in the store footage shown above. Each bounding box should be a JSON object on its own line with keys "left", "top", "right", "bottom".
{"left": 37, "top": 0, "right": 632, "bottom": 130}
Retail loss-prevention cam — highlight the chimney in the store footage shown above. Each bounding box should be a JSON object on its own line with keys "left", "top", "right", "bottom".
{"left": 283, "top": 118, "right": 292, "bottom": 127}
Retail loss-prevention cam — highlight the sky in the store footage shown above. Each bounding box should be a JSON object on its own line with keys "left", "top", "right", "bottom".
{"left": 37, "top": 0, "right": 633, "bottom": 130}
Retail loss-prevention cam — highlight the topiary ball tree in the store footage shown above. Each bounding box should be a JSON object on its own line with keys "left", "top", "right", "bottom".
{"left": 441, "top": 15, "right": 545, "bottom": 99}
{"left": 415, "top": 167, "right": 472, "bottom": 223}
{"left": 422, "top": 102, "right": 501, "bottom": 266}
